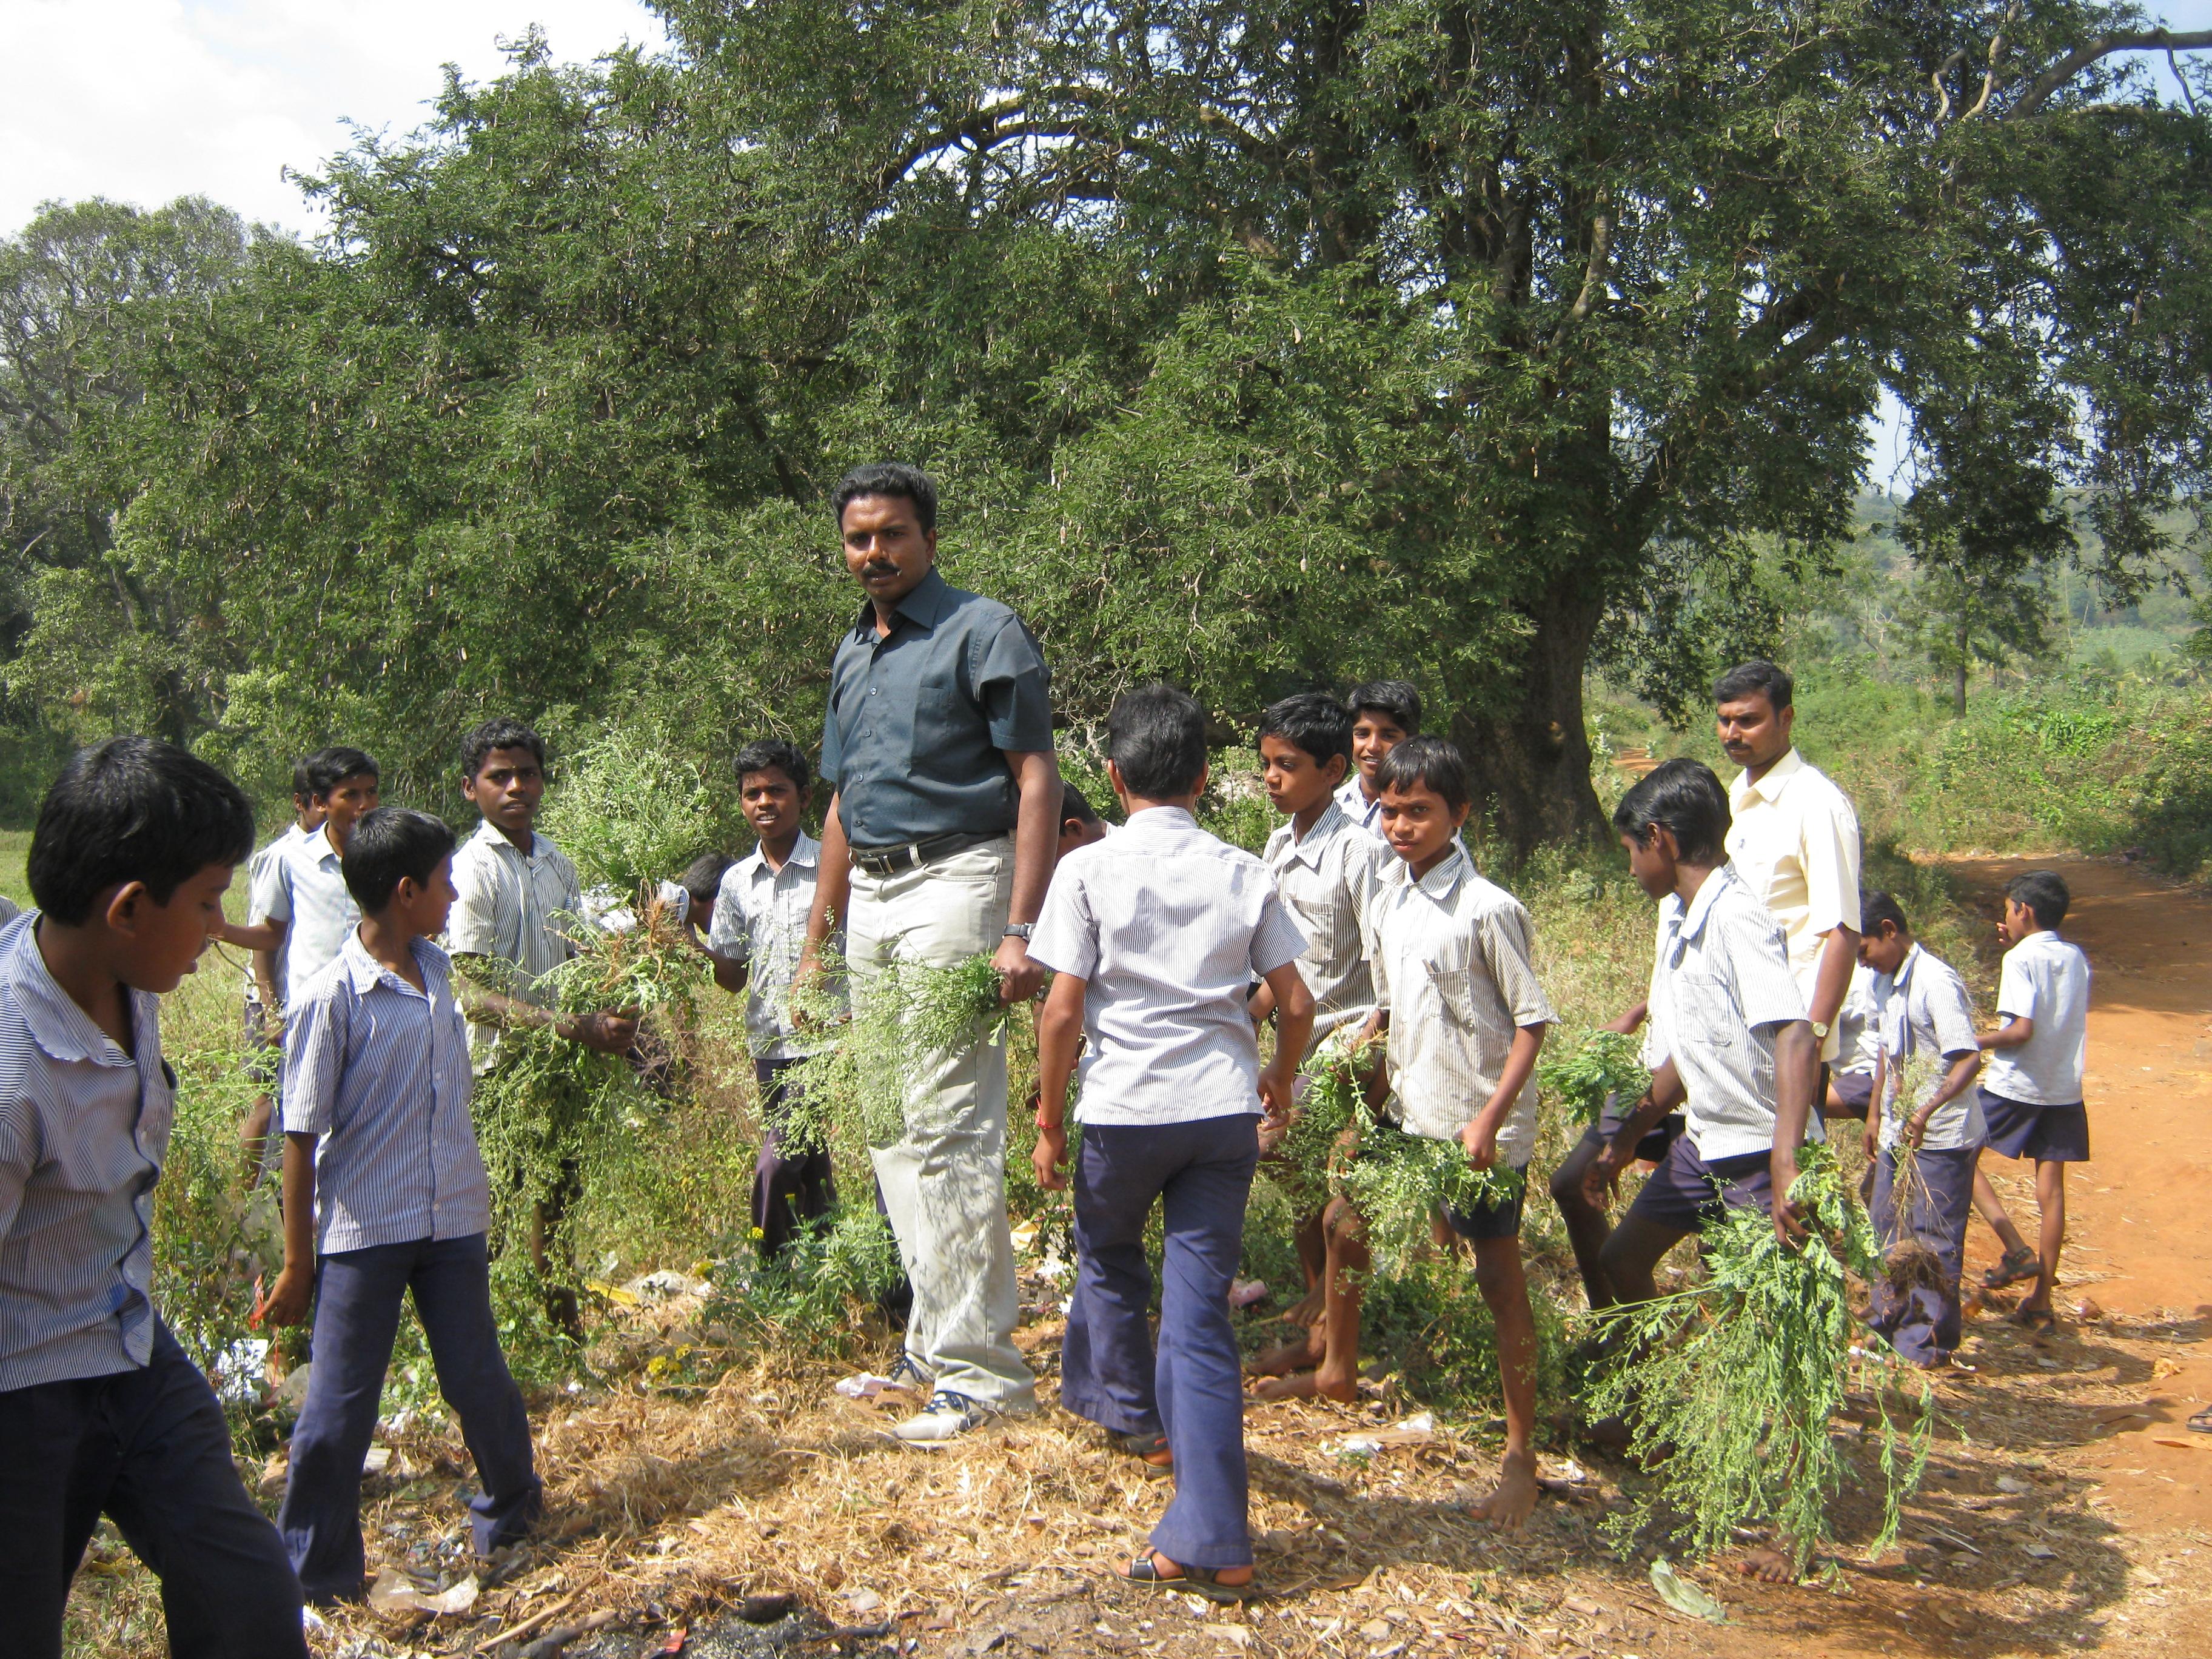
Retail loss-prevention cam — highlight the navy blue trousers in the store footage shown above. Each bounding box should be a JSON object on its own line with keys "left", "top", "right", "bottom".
{"left": 754, "top": 1059, "right": 837, "bottom": 1259}
{"left": 1870, "top": 1144, "right": 1976, "bottom": 1364}
{"left": 279, "top": 1233, "right": 540, "bottom": 1600}
{"left": 1062, "top": 1114, "right": 1258, "bottom": 1571}
{"left": 0, "top": 1318, "right": 305, "bottom": 1659}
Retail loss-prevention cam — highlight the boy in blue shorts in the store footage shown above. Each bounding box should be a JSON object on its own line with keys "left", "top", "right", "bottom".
{"left": 1031, "top": 685, "right": 1312, "bottom": 1601}
{"left": 1859, "top": 891, "right": 1984, "bottom": 1367}
{"left": 1970, "top": 870, "right": 2091, "bottom": 1331}
{"left": 0, "top": 738, "right": 304, "bottom": 1657}
{"left": 258, "top": 807, "right": 540, "bottom": 1604}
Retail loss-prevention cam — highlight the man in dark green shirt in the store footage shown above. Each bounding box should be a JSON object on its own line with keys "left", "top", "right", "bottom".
{"left": 803, "top": 463, "right": 1061, "bottom": 1442}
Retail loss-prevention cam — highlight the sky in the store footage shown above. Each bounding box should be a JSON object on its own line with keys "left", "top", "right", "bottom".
{"left": 0, "top": 0, "right": 666, "bottom": 236}
{"left": 2, "top": 0, "right": 2205, "bottom": 486}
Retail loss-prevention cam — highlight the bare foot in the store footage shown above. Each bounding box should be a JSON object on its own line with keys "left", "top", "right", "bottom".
{"left": 1461, "top": 1449, "right": 1538, "bottom": 1530}
{"left": 1250, "top": 1367, "right": 1358, "bottom": 1404}
{"left": 1246, "top": 1333, "right": 1321, "bottom": 1379}
{"left": 1738, "top": 1545, "right": 1794, "bottom": 1584}
{"left": 1279, "top": 1287, "right": 1324, "bottom": 1329}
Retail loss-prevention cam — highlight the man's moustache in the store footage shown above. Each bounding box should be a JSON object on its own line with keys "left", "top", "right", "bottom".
{"left": 862, "top": 563, "right": 898, "bottom": 580}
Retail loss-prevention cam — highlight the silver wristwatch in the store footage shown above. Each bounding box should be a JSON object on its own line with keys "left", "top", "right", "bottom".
{"left": 1003, "top": 923, "right": 1035, "bottom": 940}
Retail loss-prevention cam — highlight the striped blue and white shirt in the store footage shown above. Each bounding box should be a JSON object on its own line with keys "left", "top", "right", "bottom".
{"left": 241, "top": 822, "right": 309, "bottom": 1007}
{"left": 1262, "top": 800, "right": 1391, "bottom": 1053}
{"left": 250, "top": 824, "right": 360, "bottom": 1010}
{"left": 447, "top": 819, "right": 586, "bottom": 1071}
{"left": 281, "top": 932, "right": 489, "bottom": 1255}
{"left": 0, "top": 913, "right": 175, "bottom": 1391}
{"left": 1030, "top": 806, "right": 1307, "bottom": 1127}
{"left": 1645, "top": 862, "right": 1822, "bottom": 1161}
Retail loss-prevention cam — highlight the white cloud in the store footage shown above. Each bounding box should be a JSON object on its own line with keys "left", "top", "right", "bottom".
{"left": 0, "top": 0, "right": 667, "bottom": 236}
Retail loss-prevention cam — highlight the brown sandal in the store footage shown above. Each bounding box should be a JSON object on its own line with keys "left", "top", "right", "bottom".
{"left": 1982, "top": 1247, "right": 2037, "bottom": 1289}
{"left": 1117, "top": 1553, "right": 1258, "bottom": 1603}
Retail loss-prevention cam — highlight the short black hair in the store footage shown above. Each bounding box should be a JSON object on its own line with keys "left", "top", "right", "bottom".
{"left": 290, "top": 754, "right": 317, "bottom": 802}
{"left": 1348, "top": 680, "right": 1423, "bottom": 735}
{"left": 679, "top": 851, "right": 734, "bottom": 913}
{"left": 342, "top": 808, "right": 457, "bottom": 913}
{"left": 1258, "top": 692, "right": 1353, "bottom": 770}
{"left": 302, "top": 746, "right": 378, "bottom": 800}
{"left": 1375, "top": 736, "right": 1470, "bottom": 813}
{"left": 30, "top": 737, "right": 256, "bottom": 923}
{"left": 1612, "top": 757, "right": 1732, "bottom": 865}
{"left": 734, "top": 737, "right": 811, "bottom": 796}
{"left": 1108, "top": 684, "right": 1208, "bottom": 800}
{"left": 832, "top": 462, "right": 938, "bottom": 535}
{"left": 2005, "top": 870, "right": 2070, "bottom": 930}
{"left": 1060, "top": 783, "right": 1102, "bottom": 827}
{"left": 461, "top": 717, "right": 546, "bottom": 781}
{"left": 1862, "top": 890, "right": 1911, "bottom": 938}
{"left": 1712, "top": 659, "right": 1794, "bottom": 712}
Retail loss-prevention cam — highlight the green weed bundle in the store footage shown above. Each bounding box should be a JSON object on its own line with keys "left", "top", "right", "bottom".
{"left": 1536, "top": 1027, "right": 1652, "bottom": 1125}
{"left": 713, "top": 1200, "right": 908, "bottom": 1356}
{"left": 1340, "top": 1122, "right": 1527, "bottom": 1278}
{"left": 1583, "top": 1142, "right": 1932, "bottom": 1574}
{"left": 782, "top": 948, "right": 1020, "bottom": 1152}
{"left": 1274, "top": 1024, "right": 1374, "bottom": 1207}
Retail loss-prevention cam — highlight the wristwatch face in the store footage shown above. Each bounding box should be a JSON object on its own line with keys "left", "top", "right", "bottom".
{"left": 1812, "top": 1020, "right": 1831, "bottom": 1039}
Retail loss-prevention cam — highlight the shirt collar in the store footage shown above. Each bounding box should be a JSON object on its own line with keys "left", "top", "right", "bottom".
{"left": 1280, "top": 801, "right": 1351, "bottom": 869}
{"left": 849, "top": 567, "right": 953, "bottom": 642}
{"left": 1892, "top": 941, "right": 1925, "bottom": 992}
{"left": 306, "top": 823, "right": 342, "bottom": 866}
{"left": 1734, "top": 746, "right": 1806, "bottom": 805}
{"left": 1667, "top": 862, "right": 1741, "bottom": 943}
{"left": 739, "top": 830, "right": 821, "bottom": 878}
{"left": 1121, "top": 805, "right": 1200, "bottom": 838}
{"left": 7, "top": 920, "right": 139, "bottom": 1067}
{"left": 468, "top": 817, "right": 546, "bottom": 861}
{"left": 1399, "top": 839, "right": 1472, "bottom": 902}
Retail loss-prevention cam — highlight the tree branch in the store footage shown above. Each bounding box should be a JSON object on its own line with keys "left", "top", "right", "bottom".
{"left": 2006, "top": 27, "right": 2212, "bottom": 120}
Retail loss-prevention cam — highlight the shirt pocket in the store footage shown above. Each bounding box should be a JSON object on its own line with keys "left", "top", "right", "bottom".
{"left": 910, "top": 686, "right": 968, "bottom": 764}
{"left": 1671, "top": 970, "right": 1743, "bottom": 1048}
{"left": 1425, "top": 964, "right": 1477, "bottom": 1025}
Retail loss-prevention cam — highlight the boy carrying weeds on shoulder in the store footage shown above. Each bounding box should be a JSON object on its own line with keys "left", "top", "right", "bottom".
{"left": 0, "top": 738, "right": 305, "bottom": 1657}
{"left": 260, "top": 808, "right": 541, "bottom": 1606}
{"left": 1970, "top": 870, "right": 2091, "bottom": 1332}
{"left": 1031, "top": 685, "right": 1312, "bottom": 1602}
{"left": 1858, "top": 891, "right": 1983, "bottom": 1369}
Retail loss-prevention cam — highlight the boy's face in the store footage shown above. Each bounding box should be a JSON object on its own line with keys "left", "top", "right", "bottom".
{"left": 1999, "top": 896, "right": 2036, "bottom": 945}
{"left": 464, "top": 746, "right": 545, "bottom": 839}
{"left": 112, "top": 862, "right": 235, "bottom": 993}
{"left": 841, "top": 494, "right": 936, "bottom": 611}
{"left": 740, "top": 767, "right": 805, "bottom": 845}
{"left": 1350, "top": 711, "right": 1409, "bottom": 783}
{"left": 317, "top": 773, "right": 380, "bottom": 835}
{"left": 295, "top": 793, "right": 327, "bottom": 833}
{"left": 1858, "top": 920, "right": 1910, "bottom": 977}
{"left": 1715, "top": 691, "right": 1792, "bottom": 772}
{"left": 1258, "top": 734, "right": 1346, "bottom": 817}
{"left": 389, "top": 854, "right": 460, "bottom": 938}
{"left": 1379, "top": 779, "right": 1466, "bottom": 872}
{"left": 1621, "top": 827, "right": 1676, "bottom": 901}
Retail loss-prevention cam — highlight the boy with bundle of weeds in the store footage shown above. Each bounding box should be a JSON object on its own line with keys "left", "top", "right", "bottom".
{"left": 0, "top": 738, "right": 306, "bottom": 1657}
{"left": 1858, "top": 890, "right": 1983, "bottom": 1369}
{"left": 708, "top": 739, "right": 844, "bottom": 1262}
{"left": 258, "top": 807, "right": 540, "bottom": 1604}
{"left": 1030, "top": 684, "right": 1312, "bottom": 1600}
{"left": 1261, "top": 739, "right": 1555, "bottom": 1530}
{"left": 1244, "top": 692, "right": 1390, "bottom": 1381}
{"left": 1580, "top": 758, "right": 1818, "bottom": 1580}
{"left": 447, "top": 718, "right": 638, "bottom": 1337}
{"left": 1971, "top": 871, "right": 2092, "bottom": 1332}
{"left": 1333, "top": 680, "right": 1421, "bottom": 837}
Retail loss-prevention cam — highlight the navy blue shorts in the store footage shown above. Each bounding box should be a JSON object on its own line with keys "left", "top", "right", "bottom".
{"left": 1594, "top": 1094, "right": 1686, "bottom": 1166}
{"left": 1442, "top": 1176, "right": 1528, "bottom": 1241}
{"left": 1979, "top": 1087, "right": 2090, "bottom": 1162}
{"left": 1624, "top": 1134, "right": 1777, "bottom": 1233}
{"left": 1826, "top": 1068, "right": 1874, "bottom": 1121}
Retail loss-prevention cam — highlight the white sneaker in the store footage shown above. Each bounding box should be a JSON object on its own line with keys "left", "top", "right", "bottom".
{"left": 891, "top": 1390, "right": 991, "bottom": 1443}
{"left": 886, "top": 1352, "right": 934, "bottom": 1393}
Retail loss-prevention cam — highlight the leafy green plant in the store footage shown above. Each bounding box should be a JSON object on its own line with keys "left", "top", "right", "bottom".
{"left": 1536, "top": 1027, "right": 1652, "bottom": 1126}
{"left": 1274, "top": 1024, "right": 1374, "bottom": 1208}
{"left": 712, "top": 1201, "right": 907, "bottom": 1356}
{"left": 1340, "top": 1124, "right": 1527, "bottom": 1278}
{"left": 1582, "top": 1144, "right": 1933, "bottom": 1574}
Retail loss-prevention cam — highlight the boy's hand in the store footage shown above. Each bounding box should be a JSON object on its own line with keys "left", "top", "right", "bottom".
{"left": 253, "top": 1261, "right": 313, "bottom": 1328}
{"left": 1258, "top": 1059, "right": 1297, "bottom": 1121}
{"left": 1770, "top": 1146, "right": 1807, "bottom": 1247}
{"left": 1460, "top": 1118, "right": 1500, "bottom": 1170}
{"left": 1582, "top": 1144, "right": 1623, "bottom": 1208}
{"left": 565, "top": 1010, "right": 638, "bottom": 1053}
{"left": 1032, "top": 1121, "right": 1069, "bottom": 1191}
{"left": 1904, "top": 1107, "right": 1934, "bottom": 1150}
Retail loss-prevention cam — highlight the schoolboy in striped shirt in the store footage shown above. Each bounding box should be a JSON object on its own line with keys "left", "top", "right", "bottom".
{"left": 259, "top": 808, "right": 540, "bottom": 1606}
{"left": 0, "top": 738, "right": 304, "bottom": 1658}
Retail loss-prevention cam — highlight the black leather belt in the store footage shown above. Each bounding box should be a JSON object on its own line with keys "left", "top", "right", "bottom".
{"left": 849, "top": 830, "right": 1003, "bottom": 876}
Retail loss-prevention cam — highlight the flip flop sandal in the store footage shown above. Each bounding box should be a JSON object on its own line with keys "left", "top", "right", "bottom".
{"left": 1117, "top": 1553, "right": 1259, "bottom": 1603}
{"left": 1982, "top": 1248, "right": 2037, "bottom": 1289}
{"left": 2188, "top": 1407, "right": 2212, "bottom": 1435}
{"left": 1111, "top": 1430, "right": 1175, "bottom": 1478}
{"left": 2009, "top": 1305, "right": 2057, "bottom": 1334}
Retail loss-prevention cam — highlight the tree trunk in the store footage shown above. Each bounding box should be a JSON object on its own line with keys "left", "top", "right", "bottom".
{"left": 1954, "top": 617, "right": 1969, "bottom": 716}
{"left": 1450, "top": 572, "right": 1612, "bottom": 860}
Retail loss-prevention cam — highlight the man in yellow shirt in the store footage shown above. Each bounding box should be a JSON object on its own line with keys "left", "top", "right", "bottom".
{"left": 1714, "top": 660, "right": 1862, "bottom": 1100}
